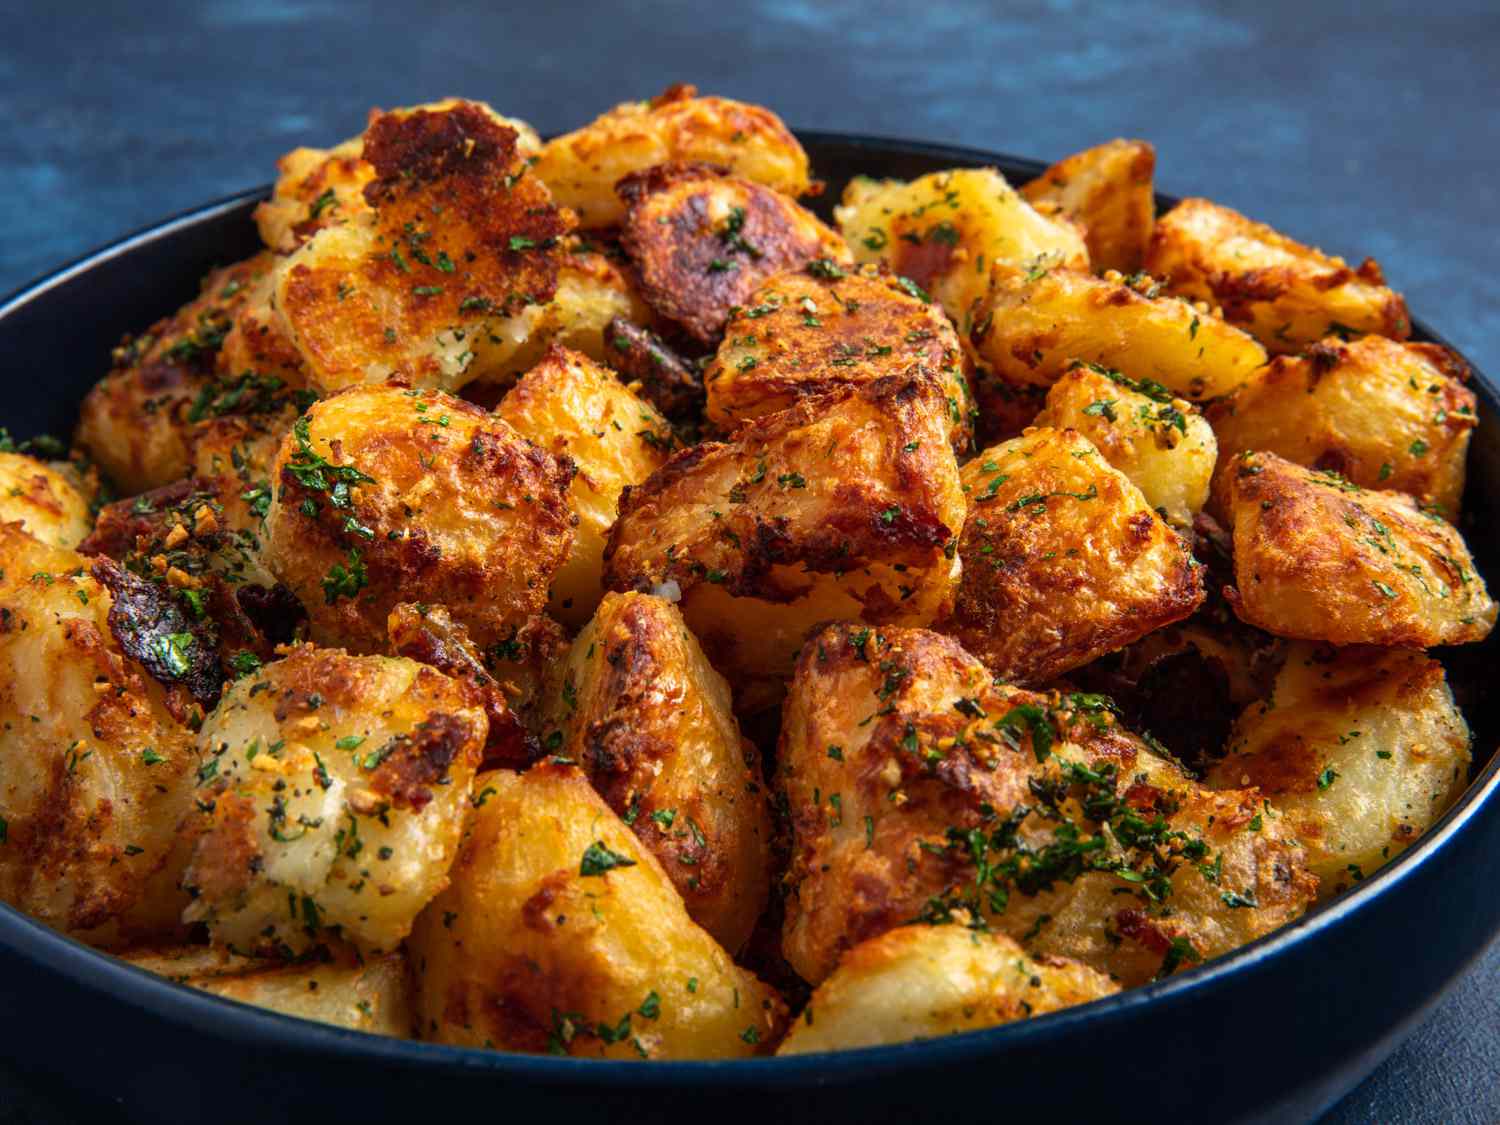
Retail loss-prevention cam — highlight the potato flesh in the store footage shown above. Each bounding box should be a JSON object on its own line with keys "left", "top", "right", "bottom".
{"left": 1021, "top": 139, "right": 1156, "bottom": 274}
{"left": 0, "top": 452, "right": 93, "bottom": 548}
{"left": 408, "top": 765, "right": 785, "bottom": 1058}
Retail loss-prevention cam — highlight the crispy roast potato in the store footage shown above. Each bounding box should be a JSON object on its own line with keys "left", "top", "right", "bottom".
{"left": 408, "top": 764, "right": 786, "bottom": 1057}
{"left": 120, "top": 942, "right": 413, "bottom": 1037}
{"left": 836, "top": 168, "right": 1088, "bottom": 338}
{"left": 1218, "top": 451, "right": 1496, "bottom": 647}
{"left": 779, "top": 624, "right": 1316, "bottom": 985}
{"left": 604, "top": 374, "right": 965, "bottom": 711}
{"left": 0, "top": 452, "right": 93, "bottom": 548}
{"left": 183, "top": 644, "right": 487, "bottom": 955}
{"left": 263, "top": 384, "right": 575, "bottom": 654}
{"left": 495, "top": 346, "right": 675, "bottom": 627}
{"left": 943, "top": 427, "right": 1204, "bottom": 684}
{"left": 1207, "top": 643, "right": 1470, "bottom": 899}
{"left": 1021, "top": 139, "right": 1156, "bottom": 274}
{"left": 969, "top": 264, "right": 1267, "bottom": 400}
{"left": 216, "top": 270, "right": 309, "bottom": 389}
{"left": 619, "top": 163, "right": 851, "bottom": 343}
{"left": 1034, "top": 361, "right": 1217, "bottom": 527}
{"left": 0, "top": 525, "right": 199, "bottom": 945}
{"left": 1146, "top": 198, "right": 1411, "bottom": 353}
{"left": 777, "top": 923, "right": 1118, "bottom": 1053}
{"left": 1207, "top": 335, "right": 1476, "bottom": 517}
{"left": 703, "top": 262, "right": 974, "bottom": 450}
{"left": 538, "top": 592, "right": 771, "bottom": 953}
{"left": 273, "top": 102, "right": 570, "bottom": 395}
{"left": 533, "top": 84, "right": 812, "bottom": 229}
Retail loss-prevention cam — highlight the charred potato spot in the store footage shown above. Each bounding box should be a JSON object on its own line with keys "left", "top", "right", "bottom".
{"left": 1021, "top": 139, "right": 1156, "bottom": 275}
{"left": 602, "top": 316, "right": 704, "bottom": 422}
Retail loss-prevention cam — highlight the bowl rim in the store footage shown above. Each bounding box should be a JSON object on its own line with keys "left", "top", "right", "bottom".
{"left": 1, "top": 128, "right": 1496, "bottom": 1083}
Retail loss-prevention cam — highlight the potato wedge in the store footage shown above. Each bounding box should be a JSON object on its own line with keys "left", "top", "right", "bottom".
{"left": 495, "top": 346, "right": 675, "bottom": 627}
{"left": 1146, "top": 197, "right": 1410, "bottom": 353}
{"left": 409, "top": 764, "right": 785, "bottom": 1057}
{"left": 0, "top": 451, "right": 93, "bottom": 548}
{"left": 533, "top": 84, "right": 811, "bottom": 229}
{"left": 968, "top": 264, "right": 1267, "bottom": 400}
{"left": 1219, "top": 451, "right": 1496, "bottom": 646}
{"left": 944, "top": 426, "right": 1204, "bottom": 684}
{"left": 777, "top": 923, "right": 1117, "bottom": 1053}
{"left": 538, "top": 592, "right": 771, "bottom": 952}
{"left": 1021, "top": 139, "right": 1156, "bottom": 274}
{"left": 1207, "top": 335, "right": 1476, "bottom": 517}
{"left": 779, "top": 624, "right": 1316, "bottom": 985}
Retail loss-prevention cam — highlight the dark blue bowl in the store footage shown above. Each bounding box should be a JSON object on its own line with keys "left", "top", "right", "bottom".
{"left": 2, "top": 134, "right": 1497, "bottom": 1125}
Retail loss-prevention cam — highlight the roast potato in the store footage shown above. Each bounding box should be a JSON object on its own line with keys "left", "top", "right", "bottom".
{"left": 1020, "top": 139, "right": 1156, "bottom": 274}
{"left": 0, "top": 451, "right": 94, "bottom": 548}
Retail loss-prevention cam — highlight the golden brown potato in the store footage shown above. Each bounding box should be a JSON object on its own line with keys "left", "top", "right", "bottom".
{"left": 618, "top": 163, "right": 851, "bottom": 344}
{"left": 703, "top": 262, "right": 974, "bottom": 450}
{"left": 182, "top": 644, "right": 487, "bottom": 955}
{"left": 120, "top": 943, "right": 412, "bottom": 1037}
{"left": 1021, "top": 139, "right": 1156, "bottom": 274}
{"left": 778, "top": 624, "right": 1316, "bottom": 985}
{"left": 0, "top": 452, "right": 93, "bottom": 548}
{"left": 0, "top": 525, "right": 199, "bottom": 945}
{"left": 495, "top": 346, "right": 675, "bottom": 627}
{"left": 408, "top": 764, "right": 785, "bottom": 1058}
{"left": 969, "top": 263, "right": 1268, "bottom": 400}
{"left": 1035, "top": 362, "right": 1217, "bottom": 527}
{"left": 538, "top": 592, "right": 771, "bottom": 953}
{"left": 944, "top": 427, "right": 1204, "bottom": 684}
{"left": 777, "top": 923, "right": 1118, "bottom": 1053}
{"left": 273, "top": 101, "right": 570, "bottom": 395}
{"left": 604, "top": 375, "right": 965, "bottom": 711}
{"left": 533, "top": 84, "right": 812, "bottom": 229}
{"left": 185, "top": 400, "right": 302, "bottom": 551}
{"left": 1207, "top": 335, "right": 1476, "bottom": 517}
{"left": 263, "top": 384, "right": 575, "bottom": 654}
{"left": 835, "top": 167, "right": 1088, "bottom": 337}
{"left": 1207, "top": 643, "right": 1470, "bottom": 899}
{"left": 1219, "top": 451, "right": 1496, "bottom": 647}
{"left": 216, "top": 269, "right": 309, "bottom": 389}
{"left": 1146, "top": 198, "right": 1411, "bottom": 353}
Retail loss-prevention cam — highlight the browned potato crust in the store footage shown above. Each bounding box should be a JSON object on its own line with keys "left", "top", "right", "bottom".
{"left": 1146, "top": 198, "right": 1411, "bottom": 353}
{"left": 1207, "top": 335, "right": 1476, "bottom": 517}
{"left": 779, "top": 624, "right": 1316, "bottom": 985}
{"left": 619, "top": 163, "right": 851, "bottom": 343}
{"left": 1219, "top": 451, "right": 1496, "bottom": 646}
{"left": 264, "top": 384, "right": 575, "bottom": 654}
{"left": 0, "top": 452, "right": 93, "bottom": 548}
{"left": 538, "top": 592, "right": 771, "bottom": 953}
{"left": 601, "top": 316, "right": 704, "bottom": 421}
{"left": 944, "top": 427, "right": 1204, "bottom": 684}
{"left": 216, "top": 269, "right": 308, "bottom": 389}
{"left": 969, "top": 264, "right": 1267, "bottom": 400}
{"left": 703, "top": 262, "right": 974, "bottom": 451}
{"left": 533, "top": 84, "right": 812, "bottom": 229}
{"left": 409, "top": 764, "right": 786, "bottom": 1058}
{"left": 1021, "top": 139, "right": 1156, "bottom": 274}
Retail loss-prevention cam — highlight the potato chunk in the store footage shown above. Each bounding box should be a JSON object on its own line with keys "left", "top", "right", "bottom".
{"left": 703, "top": 262, "right": 974, "bottom": 451}
{"left": 533, "top": 84, "right": 811, "bottom": 229}
{"left": 619, "top": 163, "right": 851, "bottom": 343}
{"left": 495, "top": 346, "right": 674, "bottom": 627}
{"left": 183, "top": 644, "right": 487, "bottom": 955}
{"left": 777, "top": 924, "right": 1117, "bottom": 1054}
{"left": 538, "top": 592, "right": 771, "bottom": 952}
{"left": 1021, "top": 139, "right": 1156, "bottom": 274}
{"left": 944, "top": 427, "right": 1204, "bottom": 684}
{"left": 836, "top": 168, "right": 1088, "bottom": 337}
{"left": 604, "top": 375, "right": 965, "bottom": 710}
{"left": 1219, "top": 451, "right": 1495, "bottom": 646}
{"left": 1207, "top": 335, "right": 1476, "bottom": 516}
{"left": 779, "top": 624, "right": 1316, "bottom": 985}
{"left": 1207, "top": 644, "right": 1470, "bottom": 899}
{"left": 120, "top": 943, "right": 412, "bottom": 1037}
{"left": 263, "top": 384, "right": 575, "bottom": 654}
{"left": 1146, "top": 198, "right": 1410, "bottom": 353}
{"left": 409, "top": 765, "right": 785, "bottom": 1058}
{"left": 0, "top": 452, "right": 93, "bottom": 548}
{"left": 968, "top": 264, "right": 1267, "bottom": 401}
{"left": 0, "top": 526, "right": 198, "bottom": 945}
{"left": 1035, "top": 362, "right": 1217, "bottom": 527}
{"left": 273, "top": 101, "right": 570, "bottom": 395}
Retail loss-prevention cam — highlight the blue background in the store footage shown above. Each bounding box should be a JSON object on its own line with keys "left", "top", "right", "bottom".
{"left": 1, "top": 1, "right": 1496, "bottom": 1121}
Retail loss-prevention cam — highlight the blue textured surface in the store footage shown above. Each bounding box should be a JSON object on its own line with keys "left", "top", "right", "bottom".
{"left": 1, "top": 1, "right": 1497, "bottom": 1122}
